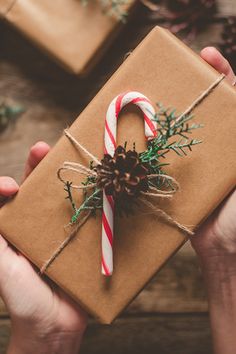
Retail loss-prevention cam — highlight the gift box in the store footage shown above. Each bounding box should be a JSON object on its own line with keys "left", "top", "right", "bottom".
{"left": 0, "top": 26, "right": 235, "bottom": 324}
{"left": 0, "top": 0, "right": 136, "bottom": 75}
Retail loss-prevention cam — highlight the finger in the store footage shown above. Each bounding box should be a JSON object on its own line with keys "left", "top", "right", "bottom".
{"left": 23, "top": 141, "right": 50, "bottom": 181}
{"left": 0, "top": 177, "right": 19, "bottom": 199}
{"left": 200, "top": 47, "right": 235, "bottom": 84}
{"left": 0, "top": 234, "right": 9, "bottom": 253}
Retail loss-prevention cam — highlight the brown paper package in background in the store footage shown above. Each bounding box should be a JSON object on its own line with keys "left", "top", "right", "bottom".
{"left": 0, "top": 0, "right": 136, "bottom": 75}
{"left": 0, "top": 27, "right": 236, "bottom": 324}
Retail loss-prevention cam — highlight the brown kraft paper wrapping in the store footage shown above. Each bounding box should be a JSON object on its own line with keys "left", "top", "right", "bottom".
{"left": 0, "top": 0, "right": 136, "bottom": 75}
{"left": 0, "top": 27, "right": 236, "bottom": 324}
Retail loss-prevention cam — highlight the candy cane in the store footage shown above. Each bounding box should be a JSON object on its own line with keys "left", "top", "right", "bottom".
{"left": 102, "top": 91, "right": 158, "bottom": 276}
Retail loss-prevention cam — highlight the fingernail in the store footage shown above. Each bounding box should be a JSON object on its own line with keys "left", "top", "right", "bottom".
{"left": 0, "top": 177, "right": 19, "bottom": 195}
{"left": 2, "top": 178, "right": 18, "bottom": 190}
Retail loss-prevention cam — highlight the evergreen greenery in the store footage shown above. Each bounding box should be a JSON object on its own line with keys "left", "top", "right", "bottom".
{"left": 0, "top": 98, "right": 24, "bottom": 133}
{"left": 140, "top": 103, "right": 203, "bottom": 189}
{"left": 81, "top": 0, "right": 129, "bottom": 21}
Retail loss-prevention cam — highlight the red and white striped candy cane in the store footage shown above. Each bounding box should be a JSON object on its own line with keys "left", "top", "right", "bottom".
{"left": 102, "top": 91, "right": 158, "bottom": 276}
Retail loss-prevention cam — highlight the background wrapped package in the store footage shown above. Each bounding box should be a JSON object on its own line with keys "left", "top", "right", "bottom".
{"left": 0, "top": 26, "right": 235, "bottom": 324}
{"left": 0, "top": 0, "right": 136, "bottom": 75}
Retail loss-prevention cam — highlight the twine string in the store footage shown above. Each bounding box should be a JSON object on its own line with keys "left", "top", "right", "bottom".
{"left": 64, "top": 129, "right": 101, "bottom": 165}
{"left": 57, "top": 164, "right": 97, "bottom": 189}
{"left": 63, "top": 161, "right": 97, "bottom": 175}
{"left": 40, "top": 74, "right": 225, "bottom": 274}
{"left": 139, "top": 197, "right": 194, "bottom": 236}
{"left": 40, "top": 212, "right": 91, "bottom": 274}
{"left": 141, "top": 191, "right": 172, "bottom": 198}
{"left": 175, "top": 73, "right": 225, "bottom": 124}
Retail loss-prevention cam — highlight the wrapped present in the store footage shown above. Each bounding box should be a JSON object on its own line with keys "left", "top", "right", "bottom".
{"left": 0, "top": 26, "right": 235, "bottom": 324}
{"left": 0, "top": 0, "right": 136, "bottom": 75}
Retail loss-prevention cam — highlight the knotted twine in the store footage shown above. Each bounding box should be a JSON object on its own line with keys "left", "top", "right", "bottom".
{"left": 40, "top": 73, "right": 225, "bottom": 275}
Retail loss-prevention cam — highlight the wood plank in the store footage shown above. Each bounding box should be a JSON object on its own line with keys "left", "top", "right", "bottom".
{"left": 82, "top": 315, "right": 213, "bottom": 354}
{"left": 0, "top": 319, "right": 10, "bottom": 354}
{"left": 0, "top": 314, "right": 212, "bottom": 354}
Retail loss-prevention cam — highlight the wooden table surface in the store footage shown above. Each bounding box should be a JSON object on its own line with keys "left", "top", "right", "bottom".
{"left": 0, "top": 1, "right": 235, "bottom": 353}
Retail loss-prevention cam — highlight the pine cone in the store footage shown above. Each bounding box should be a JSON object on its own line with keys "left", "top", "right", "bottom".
{"left": 96, "top": 146, "right": 149, "bottom": 201}
{"left": 148, "top": 0, "right": 216, "bottom": 41}
{"left": 220, "top": 17, "right": 236, "bottom": 72}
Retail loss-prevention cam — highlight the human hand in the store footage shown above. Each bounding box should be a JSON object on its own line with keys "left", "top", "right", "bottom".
{"left": 191, "top": 48, "right": 236, "bottom": 354}
{"left": 0, "top": 142, "right": 87, "bottom": 354}
{"left": 191, "top": 47, "right": 236, "bottom": 266}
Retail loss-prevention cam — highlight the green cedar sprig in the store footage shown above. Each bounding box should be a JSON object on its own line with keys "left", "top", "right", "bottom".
{"left": 81, "top": 0, "right": 129, "bottom": 21}
{"left": 139, "top": 103, "right": 203, "bottom": 189}
{"left": 64, "top": 182, "right": 77, "bottom": 213}
{"left": 64, "top": 178, "right": 102, "bottom": 225}
{"left": 0, "top": 98, "right": 24, "bottom": 133}
{"left": 70, "top": 188, "right": 102, "bottom": 224}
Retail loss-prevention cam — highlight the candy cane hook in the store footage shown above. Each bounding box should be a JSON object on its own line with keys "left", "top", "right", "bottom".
{"left": 102, "top": 92, "right": 158, "bottom": 276}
